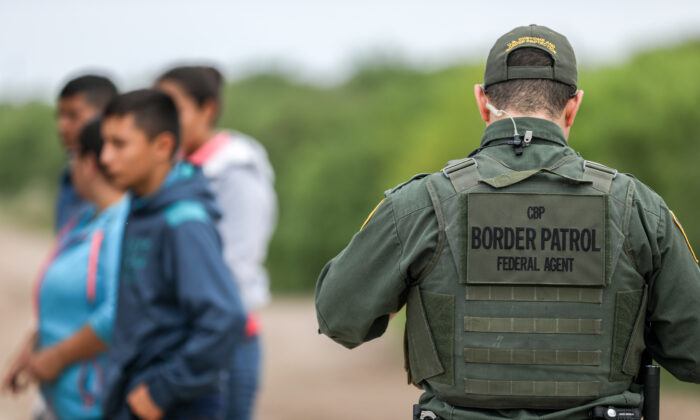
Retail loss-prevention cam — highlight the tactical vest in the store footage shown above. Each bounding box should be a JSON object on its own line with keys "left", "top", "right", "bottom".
{"left": 403, "top": 154, "right": 648, "bottom": 410}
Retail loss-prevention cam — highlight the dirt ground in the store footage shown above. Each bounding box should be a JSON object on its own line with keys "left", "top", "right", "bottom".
{"left": 0, "top": 222, "right": 698, "bottom": 419}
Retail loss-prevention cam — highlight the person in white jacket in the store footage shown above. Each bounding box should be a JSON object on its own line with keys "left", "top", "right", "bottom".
{"left": 157, "top": 66, "right": 277, "bottom": 420}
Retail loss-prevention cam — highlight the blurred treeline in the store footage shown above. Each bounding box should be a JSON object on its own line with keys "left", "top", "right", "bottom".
{"left": 1, "top": 41, "right": 699, "bottom": 293}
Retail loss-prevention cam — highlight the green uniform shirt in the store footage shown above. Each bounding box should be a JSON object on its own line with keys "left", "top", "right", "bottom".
{"left": 315, "top": 117, "right": 700, "bottom": 419}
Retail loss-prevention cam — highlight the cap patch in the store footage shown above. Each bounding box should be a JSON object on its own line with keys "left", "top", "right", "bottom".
{"left": 506, "top": 37, "right": 557, "bottom": 55}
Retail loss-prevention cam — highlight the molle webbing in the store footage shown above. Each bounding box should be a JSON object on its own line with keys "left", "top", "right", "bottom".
{"left": 464, "top": 378, "right": 600, "bottom": 398}
{"left": 464, "top": 317, "right": 602, "bottom": 335}
{"left": 464, "top": 348, "right": 601, "bottom": 366}
{"left": 466, "top": 285, "right": 603, "bottom": 303}
{"left": 582, "top": 160, "right": 617, "bottom": 193}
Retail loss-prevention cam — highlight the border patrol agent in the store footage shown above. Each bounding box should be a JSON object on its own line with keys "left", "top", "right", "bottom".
{"left": 315, "top": 25, "right": 700, "bottom": 419}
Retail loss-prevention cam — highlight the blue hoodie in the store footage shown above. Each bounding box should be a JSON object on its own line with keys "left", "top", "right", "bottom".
{"left": 38, "top": 196, "right": 128, "bottom": 420}
{"left": 102, "top": 163, "right": 246, "bottom": 417}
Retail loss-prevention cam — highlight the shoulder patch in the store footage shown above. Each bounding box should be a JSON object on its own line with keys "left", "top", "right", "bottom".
{"left": 385, "top": 173, "right": 431, "bottom": 196}
{"left": 670, "top": 210, "right": 698, "bottom": 263}
{"left": 361, "top": 198, "right": 386, "bottom": 230}
{"left": 165, "top": 200, "right": 209, "bottom": 227}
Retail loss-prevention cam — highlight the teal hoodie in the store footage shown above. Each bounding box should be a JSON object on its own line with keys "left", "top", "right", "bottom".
{"left": 102, "top": 163, "right": 246, "bottom": 418}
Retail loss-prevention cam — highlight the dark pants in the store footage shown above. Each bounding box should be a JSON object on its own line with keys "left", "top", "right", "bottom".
{"left": 224, "top": 334, "right": 261, "bottom": 420}
{"left": 165, "top": 393, "right": 224, "bottom": 420}
{"left": 109, "top": 392, "right": 223, "bottom": 420}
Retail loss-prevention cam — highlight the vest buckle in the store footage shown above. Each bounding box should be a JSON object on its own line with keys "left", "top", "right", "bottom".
{"left": 590, "top": 406, "right": 641, "bottom": 420}
{"left": 413, "top": 405, "right": 441, "bottom": 420}
{"left": 442, "top": 158, "right": 477, "bottom": 179}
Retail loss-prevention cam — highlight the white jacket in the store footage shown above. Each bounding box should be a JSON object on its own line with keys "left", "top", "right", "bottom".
{"left": 190, "top": 131, "right": 277, "bottom": 311}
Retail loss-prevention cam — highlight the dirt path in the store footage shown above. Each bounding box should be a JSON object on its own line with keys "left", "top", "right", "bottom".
{"left": 255, "top": 299, "right": 419, "bottom": 419}
{"left": 0, "top": 222, "right": 698, "bottom": 419}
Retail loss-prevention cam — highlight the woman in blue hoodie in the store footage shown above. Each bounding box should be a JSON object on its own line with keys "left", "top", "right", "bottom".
{"left": 2, "top": 119, "right": 129, "bottom": 419}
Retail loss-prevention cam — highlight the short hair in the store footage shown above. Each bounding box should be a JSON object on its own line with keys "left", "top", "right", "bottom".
{"left": 485, "top": 48, "right": 575, "bottom": 119}
{"left": 77, "top": 118, "right": 108, "bottom": 176}
{"left": 157, "top": 65, "right": 223, "bottom": 107}
{"left": 103, "top": 89, "right": 180, "bottom": 156}
{"left": 59, "top": 75, "right": 118, "bottom": 110}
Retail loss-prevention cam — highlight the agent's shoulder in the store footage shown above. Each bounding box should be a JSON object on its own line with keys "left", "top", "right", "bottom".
{"left": 619, "top": 172, "right": 667, "bottom": 213}
{"left": 385, "top": 172, "right": 432, "bottom": 196}
{"left": 576, "top": 158, "right": 665, "bottom": 212}
{"left": 384, "top": 170, "right": 454, "bottom": 219}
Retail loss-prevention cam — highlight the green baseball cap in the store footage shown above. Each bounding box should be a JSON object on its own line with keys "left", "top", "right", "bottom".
{"left": 484, "top": 24, "right": 577, "bottom": 90}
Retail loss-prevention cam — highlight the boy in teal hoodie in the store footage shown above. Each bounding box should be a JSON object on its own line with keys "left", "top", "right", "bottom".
{"left": 100, "top": 90, "right": 245, "bottom": 420}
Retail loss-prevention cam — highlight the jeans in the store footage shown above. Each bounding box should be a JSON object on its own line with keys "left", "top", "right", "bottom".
{"left": 109, "top": 389, "right": 224, "bottom": 420}
{"left": 224, "top": 334, "right": 261, "bottom": 420}
{"left": 166, "top": 393, "right": 224, "bottom": 420}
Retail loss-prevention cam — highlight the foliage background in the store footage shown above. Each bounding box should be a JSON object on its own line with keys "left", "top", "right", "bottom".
{"left": 1, "top": 41, "right": 699, "bottom": 294}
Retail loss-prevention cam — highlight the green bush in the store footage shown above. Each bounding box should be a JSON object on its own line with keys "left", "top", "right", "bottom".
{"left": 1, "top": 41, "right": 699, "bottom": 293}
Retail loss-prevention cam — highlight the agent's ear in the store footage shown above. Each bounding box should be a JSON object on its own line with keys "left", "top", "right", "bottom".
{"left": 564, "top": 90, "right": 584, "bottom": 129}
{"left": 474, "top": 84, "right": 491, "bottom": 123}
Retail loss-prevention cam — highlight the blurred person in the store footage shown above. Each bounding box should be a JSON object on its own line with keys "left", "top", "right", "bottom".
{"left": 55, "top": 75, "right": 118, "bottom": 231}
{"left": 315, "top": 25, "right": 700, "bottom": 419}
{"left": 157, "top": 66, "right": 276, "bottom": 420}
{"left": 2, "top": 118, "right": 129, "bottom": 420}
{"left": 99, "top": 89, "right": 246, "bottom": 420}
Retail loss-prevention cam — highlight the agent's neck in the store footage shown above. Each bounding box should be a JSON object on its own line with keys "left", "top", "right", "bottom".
{"left": 489, "top": 111, "right": 569, "bottom": 140}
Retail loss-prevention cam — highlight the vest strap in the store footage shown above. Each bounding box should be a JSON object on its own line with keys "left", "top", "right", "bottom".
{"left": 417, "top": 181, "right": 447, "bottom": 283}
{"left": 623, "top": 180, "right": 638, "bottom": 270}
{"left": 405, "top": 286, "right": 445, "bottom": 384}
{"left": 464, "top": 316, "right": 603, "bottom": 335}
{"left": 465, "top": 285, "right": 603, "bottom": 304}
{"left": 404, "top": 181, "right": 451, "bottom": 386}
{"left": 464, "top": 348, "right": 601, "bottom": 366}
{"left": 583, "top": 160, "right": 617, "bottom": 193}
{"left": 464, "top": 378, "right": 600, "bottom": 398}
{"left": 622, "top": 285, "right": 649, "bottom": 377}
{"left": 442, "top": 158, "right": 479, "bottom": 193}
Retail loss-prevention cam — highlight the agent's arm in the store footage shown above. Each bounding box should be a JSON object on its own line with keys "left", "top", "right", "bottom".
{"left": 316, "top": 195, "right": 434, "bottom": 349}
{"left": 643, "top": 205, "right": 700, "bottom": 383}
